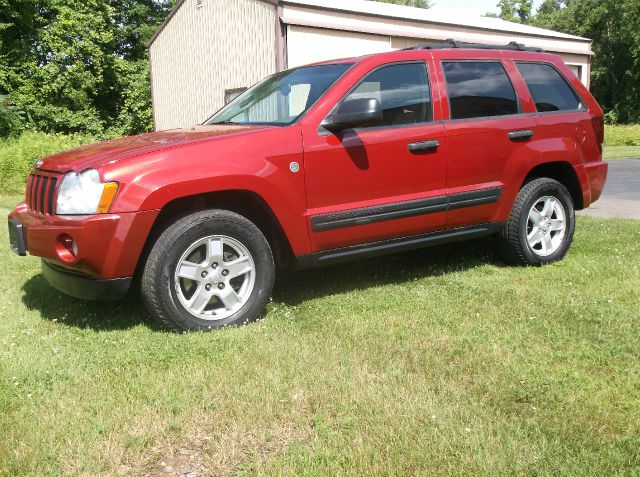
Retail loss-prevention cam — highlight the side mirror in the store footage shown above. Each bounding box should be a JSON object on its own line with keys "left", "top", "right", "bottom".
{"left": 322, "top": 98, "right": 383, "bottom": 132}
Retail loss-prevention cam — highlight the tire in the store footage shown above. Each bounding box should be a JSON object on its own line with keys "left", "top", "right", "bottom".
{"left": 498, "top": 177, "right": 575, "bottom": 266}
{"left": 141, "top": 209, "right": 275, "bottom": 331}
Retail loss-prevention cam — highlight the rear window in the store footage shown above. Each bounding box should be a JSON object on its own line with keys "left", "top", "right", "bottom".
{"left": 516, "top": 62, "right": 585, "bottom": 112}
{"left": 442, "top": 61, "right": 518, "bottom": 120}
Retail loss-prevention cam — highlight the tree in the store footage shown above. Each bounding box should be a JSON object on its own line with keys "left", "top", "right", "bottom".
{"left": 516, "top": 0, "right": 533, "bottom": 23}
{"left": 496, "top": 0, "right": 517, "bottom": 21}
{"left": 496, "top": 0, "right": 533, "bottom": 23}
{"left": 372, "top": 0, "right": 431, "bottom": 8}
{"left": 536, "top": 0, "right": 563, "bottom": 16}
{"left": 531, "top": 0, "right": 640, "bottom": 123}
{"left": 0, "top": 0, "right": 173, "bottom": 137}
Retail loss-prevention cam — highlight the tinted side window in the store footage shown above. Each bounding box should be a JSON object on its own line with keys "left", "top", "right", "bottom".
{"left": 516, "top": 62, "right": 585, "bottom": 112}
{"left": 344, "top": 63, "right": 431, "bottom": 127}
{"left": 443, "top": 61, "right": 518, "bottom": 119}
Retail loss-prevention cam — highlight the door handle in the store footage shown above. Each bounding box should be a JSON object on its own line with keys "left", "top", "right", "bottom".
{"left": 408, "top": 140, "right": 440, "bottom": 154}
{"left": 508, "top": 129, "right": 534, "bottom": 141}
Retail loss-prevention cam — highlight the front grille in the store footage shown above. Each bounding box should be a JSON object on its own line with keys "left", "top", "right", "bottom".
{"left": 26, "top": 173, "right": 59, "bottom": 215}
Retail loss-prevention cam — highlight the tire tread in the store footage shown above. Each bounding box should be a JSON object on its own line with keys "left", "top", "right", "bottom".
{"left": 498, "top": 177, "right": 575, "bottom": 266}
{"left": 140, "top": 209, "right": 274, "bottom": 332}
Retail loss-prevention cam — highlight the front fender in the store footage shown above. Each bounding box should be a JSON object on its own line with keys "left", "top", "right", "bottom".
{"left": 101, "top": 126, "right": 311, "bottom": 255}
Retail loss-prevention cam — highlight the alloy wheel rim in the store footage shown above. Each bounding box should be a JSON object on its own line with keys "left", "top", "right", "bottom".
{"left": 173, "top": 235, "right": 255, "bottom": 320}
{"left": 526, "top": 196, "right": 567, "bottom": 257}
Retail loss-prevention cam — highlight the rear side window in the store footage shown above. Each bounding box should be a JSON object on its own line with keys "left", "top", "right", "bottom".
{"left": 443, "top": 61, "right": 518, "bottom": 120}
{"left": 344, "top": 62, "right": 431, "bottom": 127}
{"left": 516, "top": 62, "right": 585, "bottom": 112}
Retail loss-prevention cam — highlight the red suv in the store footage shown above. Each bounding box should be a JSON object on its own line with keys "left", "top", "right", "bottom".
{"left": 8, "top": 41, "right": 608, "bottom": 331}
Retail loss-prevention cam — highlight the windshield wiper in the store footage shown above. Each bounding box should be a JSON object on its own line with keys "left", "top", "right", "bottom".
{"left": 207, "top": 120, "right": 241, "bottom": 125}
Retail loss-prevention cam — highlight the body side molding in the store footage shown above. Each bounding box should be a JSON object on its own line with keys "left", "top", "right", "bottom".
{"left": 310, "top": 187, "right": 502, "bottom": 232}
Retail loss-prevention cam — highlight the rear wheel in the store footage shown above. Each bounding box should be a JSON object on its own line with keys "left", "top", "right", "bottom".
{"left": 498, "top": 177, "right": 575, "bottom": 265}
{"left": 141, "top": 210, "right": 274, "bottom": 331}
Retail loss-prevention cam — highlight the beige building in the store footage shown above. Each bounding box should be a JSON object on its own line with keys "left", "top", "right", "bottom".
{"left": 148, "top": 0, "right": 593, "bottom": 131}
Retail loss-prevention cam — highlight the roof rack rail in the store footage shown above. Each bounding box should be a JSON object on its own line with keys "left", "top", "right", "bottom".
{"left": 406, "top": 39, "right": 544, "bottom": 52}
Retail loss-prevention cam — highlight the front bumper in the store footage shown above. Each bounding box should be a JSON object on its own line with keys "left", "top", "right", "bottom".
{"left": 42, "top": 260, "right": 132, "bottom": 300}
{"left": 7, "top": 202, "right": 159, "bottom": 299}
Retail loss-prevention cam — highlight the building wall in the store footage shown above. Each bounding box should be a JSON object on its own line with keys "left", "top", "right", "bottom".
{"left": 149, "top": 0, "right": 277, "bottom": 130}
{"left": 282, "top": 4, "right": 591, "bottom": 87}
{"left": 286, "top": 26, "right": 590, "bottom": 87}
{"left": 287, "top": 25, "right": 392, "bottom": 68}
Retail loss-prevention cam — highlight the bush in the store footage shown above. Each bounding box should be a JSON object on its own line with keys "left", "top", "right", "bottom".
{"left": 604, "top": 124, "right": 640, "bottom": 146}
{"left": 0, "top": 131, "right": 97, "bottom": 193}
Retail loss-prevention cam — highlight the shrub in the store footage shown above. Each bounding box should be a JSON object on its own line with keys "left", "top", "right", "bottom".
{"left": 604, "top": 124, "right": 640, "bottom": 146}
{"left": 0, "top": 131, "right": 97, "bottom": 193}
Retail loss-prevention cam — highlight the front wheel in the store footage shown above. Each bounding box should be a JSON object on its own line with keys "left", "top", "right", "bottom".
{"left": 498, "top": 177, "right": 575, "bottom": 265}
{"left": 141, "top": 210, "right": 275, "bottom": 331}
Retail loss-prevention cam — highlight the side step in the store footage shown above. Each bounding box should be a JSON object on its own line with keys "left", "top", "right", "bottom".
{"left": 294, "top": 222, "right": 505, "bottom": 269}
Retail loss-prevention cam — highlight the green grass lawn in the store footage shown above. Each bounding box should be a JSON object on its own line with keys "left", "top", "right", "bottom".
{"left": 604, "top": 145, "right": 640, "bottom": 160}
{"left": 1, "top": 197, "right": 639, "bottom": 476}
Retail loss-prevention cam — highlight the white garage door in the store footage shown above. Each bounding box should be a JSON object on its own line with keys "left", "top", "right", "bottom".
{"left": 286, "top": 25, "right": 393, "bottom": 69}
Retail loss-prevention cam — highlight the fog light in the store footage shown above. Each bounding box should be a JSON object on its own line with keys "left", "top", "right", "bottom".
{"left": 56, "top": 234, "right": 78, "bottom": 262}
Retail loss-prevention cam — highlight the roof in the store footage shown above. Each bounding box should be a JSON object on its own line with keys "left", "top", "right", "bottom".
{"left": 306, "top": 45, "right": 562, "bottom": 69}
{"left": 148, "top": 0, "right": 591, "bottom": 48}
{"left": 282, "top": 0, "right": 590, "bottom": 42}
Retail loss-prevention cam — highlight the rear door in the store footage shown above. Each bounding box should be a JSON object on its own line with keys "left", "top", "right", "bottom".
{"left": 515, "top": 61, "right": 599, "bottom": 169}
{"left": 436, "top": 55, "right": 538, "bottom": 228}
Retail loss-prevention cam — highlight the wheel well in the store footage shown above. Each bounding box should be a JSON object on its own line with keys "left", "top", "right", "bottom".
{"left": 143, "top": 190, "right": 295, "bottom": 271}
{"left": 523, "top": 162, "right": 584, "bottom": 210}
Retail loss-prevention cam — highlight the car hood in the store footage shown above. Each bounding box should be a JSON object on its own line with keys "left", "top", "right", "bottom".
{"left": 36, "top": 125, "right": 272, "bottom": 173}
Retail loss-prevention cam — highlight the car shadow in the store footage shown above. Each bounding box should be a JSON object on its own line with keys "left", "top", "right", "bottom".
{"left": 21, "top": 237, "right": 504, "bottom": 331}
{"left": 21, "top": 274, "right": 158, "bottom": 331}
{"left": 272, "top": 237, "right": 503, "bottom": 306}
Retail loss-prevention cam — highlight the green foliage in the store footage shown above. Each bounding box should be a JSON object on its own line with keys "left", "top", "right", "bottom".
{"left": 528, "top": 0, "right": 640, "bottom": 124}
{"left": 372, "top": 0, "right": 431, "bottom": 8}
{"left": 0, "top": 131, "right": 97, "bottom": 192}
{"left": 0, "top": 95, "right": 25, "bottom": 137}
{"left": 492, "top": 0, "right": 640, "bottom": 123}
{"left": 603, "top": 145, "right": 640, "bottom": 159}
{"left": 0, "top": 0, "right": 173, "bottom": 138}
{"left": 604, "top": 124, "right": 640, "bottom": 146}
{"left": 496, "top": 0, "right": 533, "bottom": 23}
{"left": 112, "top": 59, "right": 155, "bottom": 134}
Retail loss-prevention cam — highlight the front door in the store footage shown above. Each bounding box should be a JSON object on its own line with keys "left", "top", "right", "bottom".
{"left": 302, "top": 61, "right": 447, "bottom": 252}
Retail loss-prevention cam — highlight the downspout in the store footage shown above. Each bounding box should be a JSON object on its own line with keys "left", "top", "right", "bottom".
{"left": 587, "top": 40, "right": 592, "bottom": 90}
{"left": 148, "top": 48, "right": 158, "bottom": 131}
{"left": 276, "top": 3, "right": 286, "bottom": 71}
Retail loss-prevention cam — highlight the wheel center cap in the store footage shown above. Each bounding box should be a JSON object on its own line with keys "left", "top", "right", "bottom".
{"left": 208, "top": 270, "right": 222, "bottom": 284}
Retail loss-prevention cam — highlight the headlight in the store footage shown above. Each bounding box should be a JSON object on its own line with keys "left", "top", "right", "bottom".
{"left": 56, "top": 169, "right": 119, "bottom": 215}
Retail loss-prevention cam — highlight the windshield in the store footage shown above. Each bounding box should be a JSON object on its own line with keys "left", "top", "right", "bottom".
{"left": 205, "top": 63, "right": 353, "bottom": 126}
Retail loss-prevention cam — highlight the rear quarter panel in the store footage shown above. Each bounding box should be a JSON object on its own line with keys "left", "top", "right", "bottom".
{"left": 494, "top": 53, "right": 602, "bottom": 214}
